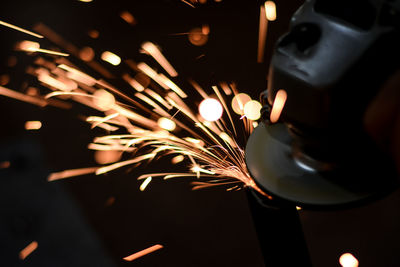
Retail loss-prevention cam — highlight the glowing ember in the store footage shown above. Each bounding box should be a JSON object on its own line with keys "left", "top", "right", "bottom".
{"left": 158, "top": 117, "right": 176, "bottom": 131}
{"left": 19, "top": 241, "right": 38, "bottom": 260}
{"left": 244, "top": 100, "right": 262, "bottom": 121}
{"left": 79, "top": 46, "right": 95, "bottom": 62}
{"left": 270, "top": 89, "right": 287, "bottom": 123}
{"left": 94, "top": 150, "right": 122, "bottom": 165}
{"left": 123, "top": 244, "right": 163, "bottom": 262}
{"left": 188, "top": 27, "right": 209, "bottom": 46}
{"left": 171, "top": 155, "right": 185, "bottom": 164}
{"left": 0, "top": 161, "right": 11, "bottom": 169}
{"left": 101, "top": 51, "right": 121, "bottom": 66}
{"left": 25, "top": 121, "right": 42, "bottom": 130}
{"left": 264, "top": 1, "right": 277, "bottom": 21}
{"left": 141, "top": 42, "right": 178, "bottom": 77}
{"left": 120, "top": 11, "right": 137, "bottom": 26}
{"left": 231, "top": 93, "right": 251, "bottom": 115}
{"left": 339, "top": 253, "right": 359, "bottom": 267}
{"left": 257, "top": 5, "right": 268, "bottom": 63}
{"left": 92, "top": 89, "right": 115, "bottom": 111}
{"left": 199, "top": 98, "right": 223, "bottom": 122}
{"left": 140, "top": 176, "right": 152, "bottom": 191}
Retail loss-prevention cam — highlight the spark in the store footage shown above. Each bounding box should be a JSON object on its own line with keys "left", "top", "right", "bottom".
{"left": 199, "top": 98, "right": 223, "bottom": 122}
{"left": 123, "top": 244, "right": 163, "bottom": 262}
{"left": 0, "top": 161, "right": 11, "bottom": 169}
{"left": 0, "top": 20, "right": 43, "bottom": 38}
{"left": 231, "top": 93, "right": 251, "bottom": 115}
{"left": 17, "top": 40, "right": 69, "bottom": 56}
{"left": 270, "top": 89, "right": 287, "bottom": 123}
{"left": 101, "top": 51, "right": 121, "bottom": 66}
{"left": 141, "top": 42, "right": 178, "bottom": 77}
{"left": 264, "top": 1, "right": 277, "bottom": 21}
{"left": 244, "top": 100, "right": 262, "bottom": 121}
{"left": 257, "top": 5, "right": 268, "bottom": 63}
{"left": 339, "top": 253, "right": 359, "bottom": 267}
{"left": 4, "top": 24, "right": 269, "bottom": 198}
{"left": 140, "top": 176, "right": 152, "bottom": 191}
{"left": 25, "top": 121, "right": 42, "bottom": 130}
{"left": 181, "top": 0, "right": 195, "bottom": 8}
{"left": 19, "top": 241, "right": 38, "bottom": 260}
{"left": 120, "top": 11, "right": 137, "bottom": 26}
{"left": 158, "top": 117, "right": 176, "bottom": 131}
{"left": 48, "top": 167, "right": 99, "bottom": 181}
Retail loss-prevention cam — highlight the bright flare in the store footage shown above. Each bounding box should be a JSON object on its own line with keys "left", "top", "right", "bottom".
{"left": 25, "top": 121, "right": 42, "bottom": 130}
{"left": 157, "top": 117, "right": 176, "bottom": 131}
{"left": 231, "top": 93, "right": 251, "bottom": 115}
{"left": 199, "top": 98, "right": 223, "bottom": 122}
{"left": 93, "top": 89, "right": 115, "bottom": 111}
{"left": 244, "top": 100, "right": 262, "bottom": 121}
{"left": 264, "top": 1, "right": 277, "bottom": 21}
{"left": 123, "top": 244, "right": 163, "bottom": 262}
{"left": 101, "top": 51, "right": 121, "bottom": 66}
{"left": 339, "top": 253, "right": 359, "bottom": 267}
{"left": 270, "top": 89, "right": 287, "bottom": 123}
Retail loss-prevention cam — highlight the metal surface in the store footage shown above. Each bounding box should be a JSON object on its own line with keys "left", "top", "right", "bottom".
{"left": 246, "top": 123, "right": 397, "bottom": 207}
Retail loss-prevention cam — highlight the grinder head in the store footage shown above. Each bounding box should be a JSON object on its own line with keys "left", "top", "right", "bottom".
{"left": 246, "top": 0, "right": 400, "bottom": 208}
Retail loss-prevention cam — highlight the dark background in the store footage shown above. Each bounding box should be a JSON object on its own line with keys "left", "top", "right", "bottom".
{"left": 0, "top": 0, "right": 399, "bottom": 266}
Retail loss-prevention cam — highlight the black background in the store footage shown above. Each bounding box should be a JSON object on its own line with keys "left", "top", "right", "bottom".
{"left": 1, "top": 1, "right": 400, "bottom": 267}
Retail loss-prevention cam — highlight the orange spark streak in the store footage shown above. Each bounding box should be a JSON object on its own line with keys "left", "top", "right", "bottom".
{"left": 48, "top": 167, "right": 98, "bottom": 181}
{"left": 19, "top": 241, "right": 38, "bottom": 260}
{"left": 270, "top": 89, "right": 287, "bottom": 123}
{"left": 257, "top": 5, "right": 268, "bottom": 63}
{"left": 123, "top": 244, "right": 163, "bottom": 262}
{"left": 181, "top": 0, "right": 195, "bottom": 8}
{"left": 139, "top": 176, "right": 152, "bottom": 191}
{"left": 0, "top": 86, "right": 47, "bottom": 107}
{"left": 25, "top": 121, "right": 42, "bottom": 130}
{"left": 0, "top": 20, "right": 43, "bottom": 38}
{"left": 141, "top": 42, "right": 178, "bottom": 77}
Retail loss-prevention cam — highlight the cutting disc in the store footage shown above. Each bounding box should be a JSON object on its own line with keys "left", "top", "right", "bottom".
{"left": 245, "top": 123, "right": 397, "bottom": 208}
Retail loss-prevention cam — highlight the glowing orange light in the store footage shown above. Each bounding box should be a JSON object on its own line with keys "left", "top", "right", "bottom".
{"left": 92, "top": 89, "right": 115, "bottom": 111}
{"left": 339, "top": 253, "right": 359, "bottom": 267}
{"left": 0, "top": 161, "right": 10, "bottom": 169}
{"left": 157, "top": 117, "right": 176, "bottom": 131}
{"left": 0, "top": 20, "right": 43, "bottom": 38}
{"left": 79, "top": 46, "right": 95, "bottom": 62}
{"left": 140, "top": 176, "right": 152, "bottom": 191}
{"left": 94, "top": 150, "right": 122, "bottom": 165}
{"left": 231, "top": 93, "right": 251, "bottom": 115}
{"left": 0, "top": 74, "right": 10, "bottom": 86}
{"left": 120, "top": 11, "right": 137, "bottom": 25}
{"left": 264, "top": 1, "right": 277, "bottom": 21}
{"left": 188, "top": 28, "right": 208, "bottom": 46}
{"left": 123, "top": 244, "right": 163, "bottom": 262}
{"left": 88, "top": 29, "right": 99, "bottom": 39}
{"left": 257, "top": 5, "right": 268, "bottom": 63}
{"left": 78, "top": 0, "right": 93, "bottom": 2}
{"left": 270, "top": 89, "right": 287, "bottom": 123}
{"left": 244, "top": 100, "right": 262, "bottom": 121}
{"left": 101, "top": 51, "right": 121, "bottom": 66}
{"left": 17, "top": 40, "right": 69, "bottom": 56}
{"left": 19, "top": 241, "right": 38, "bottom": 260}
{"left": 25, "top": 121, "right": 42, "bottom": 130}
{"left": 199, "top": 98, "right": 223, "bottom": 122}
{"left": 141, "top": 42, "right": 178, "bottom": 77}
{"left": 18, "top": 40, "right": 40, "bottom": 51}
{"left": 171, "top": 155, "right": 185, "bottom": 164}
